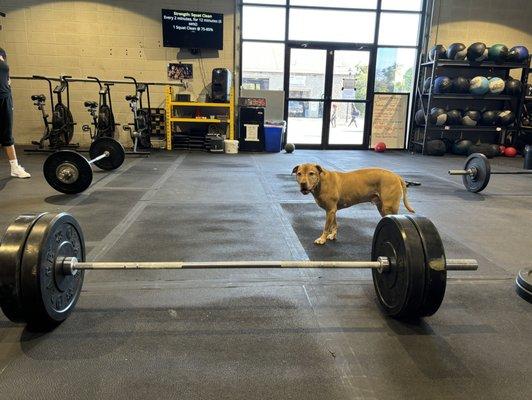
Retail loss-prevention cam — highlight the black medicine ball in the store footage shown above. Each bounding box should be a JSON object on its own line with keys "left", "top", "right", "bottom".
{"left": 426, "top": 140, "right": 446, "bottom": 156}
{"left": 414, "top": 109, "right": 426, "bottom": 126}
{"left": 447, "top": 43, "right": 467, "bottom": 60}
{"left": 488, "top": 144, "right": 501, "bottom": 157}
{"left": 498, "top": 110, "right": 515, "bottom": 126}
{"left": 451, "top": 76, "right": 470, "bottom": 93}
{"left": 468, "top": 143, "right": 498, "bottom": 158}
{"left": 446, "top": 109, "right": 463, "bottom": 125}
{"left": 429, "top": 45, "right": 447, "bottom": 61}
{"left": 480, "top": 110, "right": 499, "bottom": 126}
{"left": 452, "top": 139, "right": 473, "bottom": 155}
{"left": 461, "top": 110, "right": 481, "bottom": 126}
{"left": 429, "top": 107, "right": 447, "bottom": 126}
{"left": 467, "top": 42, "right": 488, "bottom": 62}
{"left": 504, "top": 79, "right": 522, "bottom": 95}
{"left": 433, "top": 76, "right": 452, "bottom": 93}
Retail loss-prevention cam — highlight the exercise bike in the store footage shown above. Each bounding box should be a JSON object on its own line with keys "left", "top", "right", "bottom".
{"left": 123, "top": 76, "right": 151, "bottom": 150}
{"left": 30, "top": 75, "right": 77, "bottom": 150}
{"left": 82, "top": 76, "right": 117, "bottom": 139}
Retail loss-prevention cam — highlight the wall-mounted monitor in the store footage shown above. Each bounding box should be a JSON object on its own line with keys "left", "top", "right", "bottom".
{"left": 162, "top": 9, "right": 224, "bottom": 50}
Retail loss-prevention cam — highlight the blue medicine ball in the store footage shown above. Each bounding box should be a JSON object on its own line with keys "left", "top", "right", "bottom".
{"left": 433, "top": 76, "right": 452, "bottom": 94}
{"left": 507, "top": 46, "right": 529, "bottom": 63}
{"left": 469, "top": 76, "right": 489, "bottom": 95}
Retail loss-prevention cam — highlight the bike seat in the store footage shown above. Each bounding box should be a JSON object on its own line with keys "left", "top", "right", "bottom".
{"left": 84, "top": 101, "right": 98, "bottom": 108}
{"left": 125, "top": 95, "right": 138, "bottom": 101}
{"left": 31, "top": 94, "right": 46, "bottom": 102}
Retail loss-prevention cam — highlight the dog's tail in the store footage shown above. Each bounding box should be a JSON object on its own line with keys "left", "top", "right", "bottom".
{"left": 401, "top": 179, "right": 415, "bottom": 213}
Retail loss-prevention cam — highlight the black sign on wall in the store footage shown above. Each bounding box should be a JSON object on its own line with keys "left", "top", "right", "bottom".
{"left": 161, "top": 9, "right": 224, "bottom": 50}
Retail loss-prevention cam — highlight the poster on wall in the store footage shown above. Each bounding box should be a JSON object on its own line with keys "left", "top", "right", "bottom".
{"left": 167, "top": 63, "right": 193, "bottom": 80}
{"left": 370, "top": 93, "right": 409, "bottom": 149}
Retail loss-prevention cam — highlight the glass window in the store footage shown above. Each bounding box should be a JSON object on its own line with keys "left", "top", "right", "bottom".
{"left": 287, "top": 101, "right": 324, "bottom": 144}
{"left": 290, "top": 0, "right": 377, "bottom": 9}
{"left": 289, "top": 48, "right": 327, "bottom": 99}
{"left": 332, "top": 50, "right": 370, "bottom": 100}
{"left": 375, "top": 48, "right": 417, "bottom": 93}
{"left": 241, "top": 42, "right": 285, "bottom": 91}
{"left": 243, "top": 0, "right": 286, "bottom": 4}
{"left": 381, "top": 0, "right": 423, "bottom": 11}
{"left": 378, "top": 13, "right": 420, "bottom": 46}
{"left": 289, "top": 9, "right": 376, "bottom": 43}
{"left": 328, "top": 102, "right": 366, "bottom": 145}
{"left": 242, "top": 6, "right": 286, "bottom": 40}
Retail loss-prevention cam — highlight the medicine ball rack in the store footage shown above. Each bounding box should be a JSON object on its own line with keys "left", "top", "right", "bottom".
{"left": 410, "top": 55, "right": 530, "bottom": 155}
{"left": 0, "top": 212, "right": 479, "bottom": 329}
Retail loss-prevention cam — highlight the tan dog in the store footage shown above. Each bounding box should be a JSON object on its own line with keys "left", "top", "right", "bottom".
{"left": 292, "top": 164, "right": 414, "bottom": 245}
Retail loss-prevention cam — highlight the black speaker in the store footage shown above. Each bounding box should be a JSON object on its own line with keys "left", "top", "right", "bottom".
{"left": 238, "top": 107, "right": 264, "bottom": 152}
{"left": 211, "top": 68, "right": 231, "bottom": 103}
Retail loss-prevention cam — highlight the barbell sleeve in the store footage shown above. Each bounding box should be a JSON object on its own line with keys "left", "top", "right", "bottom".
{"left": 61, "top": 256, "right": 477, "bottom": 276}
{"left": 448, "top": 169, "right": 475, "bottom": 176}
{"left": 88, "top": 151, "right": 110, "bottom": 165}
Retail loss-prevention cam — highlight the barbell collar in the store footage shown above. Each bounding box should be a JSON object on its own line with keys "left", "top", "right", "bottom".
{"left": 61, "top": 256, "right": 477, "bottom": 275}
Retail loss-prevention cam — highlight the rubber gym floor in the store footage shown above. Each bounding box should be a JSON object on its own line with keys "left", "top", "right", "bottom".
{"left": 0, "top": 149, "right": 530, "bottom": 400}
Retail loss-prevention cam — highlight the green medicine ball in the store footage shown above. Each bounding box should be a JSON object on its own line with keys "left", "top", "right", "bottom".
{"left": 488, "top": 44, "right": 508, "bottom": 63}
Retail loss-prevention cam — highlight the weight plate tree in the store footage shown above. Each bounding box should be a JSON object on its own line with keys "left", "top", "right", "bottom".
{"left": 0, "top": 212, "right": 478, "bottom": 329}
{"left": 43, "top": 137, "right": 125, "bottom": 194}
{"left": 449, "top": 153, "right": 532, "bottom": 192}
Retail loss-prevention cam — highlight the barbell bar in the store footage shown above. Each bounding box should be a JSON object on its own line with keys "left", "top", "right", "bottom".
{"left": 448, "top": 153, "right": 532, "bottom": 192}
{"left": 43, "top": 137, "right": 125, "bottom": 194}
{"left": 0, "top": 212, "right": 478, "bottom": 330}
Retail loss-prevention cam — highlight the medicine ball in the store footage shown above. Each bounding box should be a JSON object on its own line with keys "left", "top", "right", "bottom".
{"left": 429, "top": 45, "right": 447, "bottom": 61}
{"left": 423, "top": 77, "right": 432, "bottom": 92}
{"left": 504, "top": 146, "right": 517, "bottom": 157}
{"left": 488, "top": 77, "right": 505, "bottom": 94}
{"left": 469, "top": 76, "right": 489, "bottom": 95}
{"left": 467, "top": 42, "right": 488, "bottom": 62}
{"left": 451, "top": 76, "right": 470, "bottom": 93}
{"left": 488, "top": 44, "right": 508, "bottom": 63}
{"left": 446, "top": 109, "right": 463, "bottom": 125}
{"left": 452, "top": 139, "right": 472, "bottom": 155}
{"left": 442, "top": 138, "right": 453, "bottom": 153}
{"left": 374, "top": 142, "right": 386, "bottom": 152}
{"left": 498, "top": 110, "right": 515, "bottom": 126}
{"left": 426, "top": 139, "right": 446, "bottom": 156}
{"left": 507, "top": 45, "right": 529, "bottom": 63}
{"left": 429, "top": 107, "right": 447, "bottom": 126}
{"left": 504, "top": 79, "right": 522, "bottom": 95}
{"left": 433, "top": 76, "right": 453, "bottom": 93}
{"left": 285, "top": 143, "right": 295, "bottom": 153}
{"left": 468, "top": 143, "right": 498, "bottom": 158}
{"left": 488, "top": 144, "right": 501, "bottom": 157}
{"left": 447, "top": 43, "right": 467, "bottom": 60}
{"left": 480, "top": 110, "right": 499, "bottom": 126}
{"left": 461, "top": 110, "right": 481, "bottom": 126}
{"left": 414, "top": 109, "right": 426, "bottom": 126}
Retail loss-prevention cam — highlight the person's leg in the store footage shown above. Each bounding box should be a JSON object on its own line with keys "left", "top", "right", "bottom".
{"left": 1, "top": 95, "right": 30, "bottom": 178}
{"left": 4, "top": 144, "right": 16, "bottom": 160}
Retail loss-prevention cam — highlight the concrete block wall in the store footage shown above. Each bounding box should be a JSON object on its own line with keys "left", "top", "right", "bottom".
{"left": 429, "top": 0, "right": 532, "bottom": 51}
{"left": 0, "top": 0, "right": 235, "bottom": 146}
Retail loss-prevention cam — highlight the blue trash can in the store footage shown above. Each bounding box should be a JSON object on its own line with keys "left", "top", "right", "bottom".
{"left": 264, "top": 125, "right": 283, "bottom": 152}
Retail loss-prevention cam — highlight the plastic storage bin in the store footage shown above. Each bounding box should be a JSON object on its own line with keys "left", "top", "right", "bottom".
{"left": 264, "top": 125, "right": 283, "bottom": 152}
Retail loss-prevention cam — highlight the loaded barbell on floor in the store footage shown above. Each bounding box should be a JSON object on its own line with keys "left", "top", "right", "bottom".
{"left": 0, "top": 212, "right": 478, "bottom": 329}
{"left": 43, "top": 137, "right": 125, "bottom": 194}
{"left": 448, "top": 153, "right": 532, "bottom": 193}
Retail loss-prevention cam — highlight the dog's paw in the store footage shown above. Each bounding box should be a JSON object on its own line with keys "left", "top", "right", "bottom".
{"left": 314, "top": 237, "right": 327, "bottom": 245}
{"left": 326, "top": 233, "right": 337, "bottom": 241}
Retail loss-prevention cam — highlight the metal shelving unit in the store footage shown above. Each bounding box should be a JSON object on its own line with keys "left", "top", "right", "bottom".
{"left": 410, "top": 55, "right": 531, "bottom": 154}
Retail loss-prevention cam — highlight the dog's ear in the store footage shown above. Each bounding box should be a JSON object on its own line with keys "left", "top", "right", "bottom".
{"left": 315, "top": 164, "right": 323, "bottom": 174}
{"left": 291, "top": 165, "right": 299, "bottom": 175}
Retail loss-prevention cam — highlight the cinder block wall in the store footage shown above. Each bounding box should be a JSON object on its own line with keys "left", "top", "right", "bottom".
{"left": 0, "top": 0, "right": 235, "bottom": 146}
{"left": 429, "top": 0, "right": 532, "bottom": 51}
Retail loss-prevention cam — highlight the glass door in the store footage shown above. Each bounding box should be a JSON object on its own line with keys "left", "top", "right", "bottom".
{"left": 286, "top": 48, "right": 327, "bottom": 145}
{"left": 285, "top": 46, "right": 372, "bottom": 148}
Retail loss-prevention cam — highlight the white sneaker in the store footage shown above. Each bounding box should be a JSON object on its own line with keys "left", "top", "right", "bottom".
{"left": 11, "top": 165, "right": 31, "bottom": 179}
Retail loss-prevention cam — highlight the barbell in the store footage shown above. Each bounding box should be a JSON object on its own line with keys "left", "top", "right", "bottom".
{"left": 43, "top": 137, "right": 125, "bottom": 194}
{"left": 449, "top": 153, "right": 532, "bottom": 193}
{"left": 0, "top": 212, "right": 478, "bottom": 329}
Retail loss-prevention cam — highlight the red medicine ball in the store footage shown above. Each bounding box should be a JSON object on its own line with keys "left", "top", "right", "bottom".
{"left": 498, "top": 145, "right": 506, "bottom": 155}
{"left": 375, "top": 142, "right": 386, "bottom": 152}
{"left": 504, "top": 147, "right": 517, "bottom": 157}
